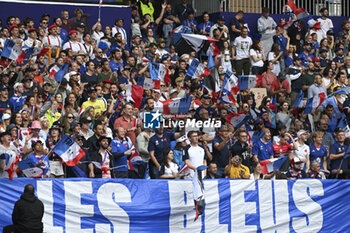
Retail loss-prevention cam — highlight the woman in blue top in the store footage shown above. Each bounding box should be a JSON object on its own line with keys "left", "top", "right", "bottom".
{"left": 173, "top": 136, "right": 187, "bottom": 168}
{"left": 26, "top": 140, "right": 50, "bottom": 178}
{"left": 309, "top": 131, "right": 328, "bottom": 172}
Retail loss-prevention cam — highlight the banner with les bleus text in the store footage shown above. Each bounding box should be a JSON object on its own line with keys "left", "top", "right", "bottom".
{"left": 0, "top": 178, "right": 350, "bottom": 233}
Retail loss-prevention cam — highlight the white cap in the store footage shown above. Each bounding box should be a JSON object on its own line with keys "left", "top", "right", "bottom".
{"left": 297, "top": 130, "right": 308, "bottom": 137}
{"left": 176, "top": 135, "right": 187, "bottom": 143}
{"left": 2, "top": 113, "right": 11, "bottom": 121}
{"left": 69, "top": 71, "right": 79, "bottom": 77}
{"left": 14, "top": 83, "right": 23, "bottom": 89}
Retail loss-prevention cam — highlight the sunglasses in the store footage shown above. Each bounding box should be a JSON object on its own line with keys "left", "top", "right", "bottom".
{"left": 68, "top": 116, "right": 74, "bottom": 119}
{"left": 160, "top": 85, "right": 166, "bottom": 87}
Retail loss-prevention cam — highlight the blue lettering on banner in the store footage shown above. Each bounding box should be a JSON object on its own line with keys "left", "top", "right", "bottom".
{"left": 1, "top": 179, "right": 350, "bottom": 232}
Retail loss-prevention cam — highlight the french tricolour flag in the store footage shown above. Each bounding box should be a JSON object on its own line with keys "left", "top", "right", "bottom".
{"left": 178, "top": 163, "right": 189, "bottom": 174}
{"left": 49, "top": 63, "right": 69, "bottom": 82}
{"left": 225, "top": 112, "right": 251, "bottom": 128}
{"left": 17, "top": 157, "right": 43, "bottom": 178}
{"left": 304, "top": 92, "right": 325, "bottom": 115}
{"left": 292, "top": 90, "right": 304, "bottom": 114}
{"left": 283, "top": 0, "right": 308, "bottom": 20}
{"left": 149, "top": 62, "right": 171, "bottom": 84}
{"left": 0, "top": 153, "right": 18, "bottom": 180}
{"left": 25, "top": 47, "right": 49, "bottom": 59}
{"left": 186, "top": 59, "right": 211, "bottom": 79}
{"left": 99, "top": 0, "right": 103, "bottom": 5}
{"left": 162, "top": 96, "right": 192, "bottom": 115}
{"left": 125, "top": 84, "right": 144, "bottom": 109}
{"left": 202, "top": 84, "right": 218, "bottom": 100}
{"left": 269, "top": 95, "right": 276, "bottom": 111}
{"left": 137, "top": 76, "right": 160, "bottom": 90}
{"left": 52, "top": 135, "right": 86, "bottom": 166}
{"left": 1, "top": 39, "right": 26, "bottom": 64}
{"left": 218, "top": 92, "right": 236, "bottom": 105}
{"left": 222, "top": 70, "right": 239, "bottom": 94}
{"left": 260, "top": 156, "right": 288, "bottom": 175}
{"left": 238, "top": 75, "right": 262, "bottom": 91}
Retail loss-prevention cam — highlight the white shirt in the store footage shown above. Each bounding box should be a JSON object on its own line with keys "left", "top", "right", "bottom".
{"left": 63, "top": 40, "right": 86, "bottom": 53}
{"left": 92, "top": 31, "right": 104, "bottom": 44}
{"left": 112, "top": 26, "right": 127, "bottom": 43}
{"left": 183, "top": 144, "right": 206, "bottom": 178}
{"left": 42, "top": 35, "right": 62, "bottom": 47}
{"left": 155, "top": 48, "right": 169, "bottom": 57}
{"left": 317, "top": 17, "right": 334, "bottom": 37}
{"left": 292, "top": 141, "right": 309, "bottom": 170}
{"left": 234, "top": 36, "right": 253, "bottom": 60}
{"left": 161, "top": 161, "right": 179, "bottom": 176}
{"left": 24, "top": 38, "right": 42, "bottom": 48}
{"left": 250, "top": 49, "right": 264, "bottom": 67}
{"left": 268, "top": 52, "right": 281, "bottom": 76}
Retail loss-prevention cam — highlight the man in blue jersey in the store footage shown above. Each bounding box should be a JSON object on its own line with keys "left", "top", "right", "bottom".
{"left": 212, "top": 125, "right": 232, "bottom": 178}
{"left": 330, "top": 129, "right": 350, "bottom": 179}
{"left": 110, "top": 127, "right": 133, "bottom": 178}
{"left": 10, "top": 83, "right": 26, "bottom": 113}
{"left": 0, "top": 85, "right": 13, "bottom": 118}
{"left": 148, "top": 126, "right": 175, "bottom": 179}
{"left": 252, "top": 127, "right": 274, "bottom": 161}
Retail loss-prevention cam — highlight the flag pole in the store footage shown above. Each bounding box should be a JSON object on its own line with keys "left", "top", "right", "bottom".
{"left": 98, "top": 0, "right": 102, "bottom": 20}
{"left": 335, "top": 158, "right": 344, "bottom": 179}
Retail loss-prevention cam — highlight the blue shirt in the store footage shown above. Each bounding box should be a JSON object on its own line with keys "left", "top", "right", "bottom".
{"left": 110, "top": 137, "right": 132, "bottom": 172}
{"left": 0, "top": 100, "right": 13, "bottom": 118}
{"left": 329, "top": 142, "right": 347, "bottom": 170}
{"left": 309, "top": 144, "right": 328, "bottom": 168}
{"left": 148, "top": 132, "right": 175, "bottom": 163}
{"left": 275, "top": 35, "right": 288, "bottom": 53}
{"left": 10, "top": 94, "right": 26, "bottom": 113}
{"left": 327, "top": 115, "right": 338, "bottom": 134}
{"left": 252, "top": 139, "right": 274, "bottom": 161}
{"left": 109, "top": 60, "right": 123, "bottom": 73}
{"left": 298, "top": 52, "right": 314, "bottom": 67}
{"left": 284, "top": 54, "right": 294, "bottom": 68}
{"left": 212, "top": 136, "right": 232, "bottom": 168}
{"left": 197, "top": 21, "right": 214, "bottom": 34}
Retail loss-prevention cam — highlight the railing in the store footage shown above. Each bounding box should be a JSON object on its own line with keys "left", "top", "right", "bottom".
{"left": 227, "top": 0, "right": 350, "bottom": 16}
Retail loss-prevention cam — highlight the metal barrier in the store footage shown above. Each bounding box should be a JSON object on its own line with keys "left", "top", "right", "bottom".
{"left": 228, "top": 0, "right": 350, "bottom": 17}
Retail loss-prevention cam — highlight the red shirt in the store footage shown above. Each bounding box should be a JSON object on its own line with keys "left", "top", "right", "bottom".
{"left": 271, "top": 80, "right": 290, "bottom": 97}
{"left": 273, "top": 142, "right": 292, "bottom": 157}
{"left": 113, "top": 116, "right": 137, "bottom": 145}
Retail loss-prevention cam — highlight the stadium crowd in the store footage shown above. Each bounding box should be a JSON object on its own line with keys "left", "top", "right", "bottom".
{"left": 0, "top": 0, "right": 350, "bottom": 180}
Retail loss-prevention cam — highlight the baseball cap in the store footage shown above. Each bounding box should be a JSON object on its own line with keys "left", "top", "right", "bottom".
{"left": 319, "top": 48, "right": 328, "bottom": 54}
{"left": 335, "top": 47, "right": 344, "bottom": 53}
{"left": 175, "top": 77, "right": 183, "bottom": 82}
{"left": 2, "top": 113, "right": 10, "bottom": 121}
{"left": 176, "top": 135, "right": 187, "bottom": 143}
{"left": 43, "top": 81, "right": 51, "bottom": 86}
{"left": 297, "top": 129, "right": 308, "bottom": 137}
{"left": 0, "top": 86, "right": 8, "bottom": 91}
{"left": 76, "top": 22, "right": 85, "bottom": 28}
{"left": 6, "top": 124, "right": 17, "bottom": 132}
{"left": 169, "top": 89, "right": 178, "bottom": 95}
{"left": 313, "top": 57, "right": 320, "bottom": 62}
{"left": 88, "top": 87, "right": 96, "bottom": 93}
{"left": 278, "top": 72, "right": 286, "bottom": 80}
{"left": 14, "top": 83, "right": 23, "bottom": 89}
{"left": 201, "top": 94, "right": 211, "bottom": 99}
{"left": 71, "top": 133, "right": 84, "bottom": 140}
{"left": 103, "top": 79, "right": 113, "bottom": 84}
{"left": 217, "top": 15, "right": 225, "bottom": 21}
{"left": 290, "top": 157, "right": 303, "bottom": 164}
{"left": 69, "top": 71, "right": 79, "bottom": 77}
